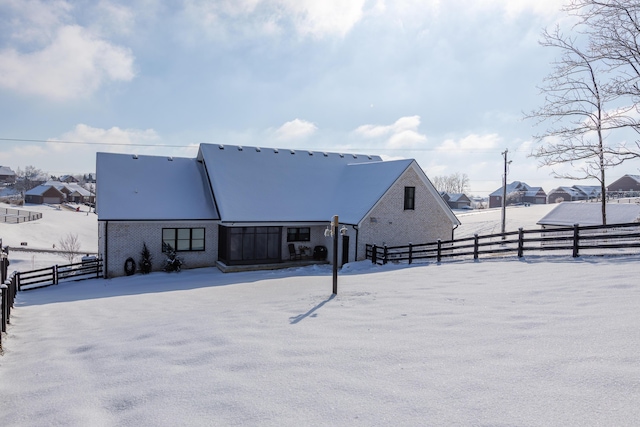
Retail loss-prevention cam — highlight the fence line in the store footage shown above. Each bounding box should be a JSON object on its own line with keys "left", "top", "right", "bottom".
{"left": 16, "top": 257, "right": 103, "bottom": 291}
{"left": 366, "top": 222, "right": 640, "bottom": 265}
{"left": 0, "top": 207, "right": 42, "bottom": 224}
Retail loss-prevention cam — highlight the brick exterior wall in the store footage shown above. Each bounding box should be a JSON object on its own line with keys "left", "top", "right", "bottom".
{"left": 99, "top": 220, "right": 218, "bottom": 278}
{"left": 356, "top": 165, "right": 455, "bottom": 260}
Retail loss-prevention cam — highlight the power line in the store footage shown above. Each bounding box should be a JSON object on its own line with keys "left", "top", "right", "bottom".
{"left": 0, "top": 137, "right": 533, "bottom": 153}
{"left": 0, "top": 137, "right": 191, "bottom": 148}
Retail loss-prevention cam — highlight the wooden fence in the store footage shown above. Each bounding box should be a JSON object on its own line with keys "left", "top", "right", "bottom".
{"left": 0, "top": 207, "right": 42, "bottom": 224}
{"left": 366, "top": 222, "right": 640, "bottom": 265}
{"left": 16, "top": 257, "right": 103, "bottom": 291}
{"left": 1, "top": 271, "right": 18, "bottom": 350}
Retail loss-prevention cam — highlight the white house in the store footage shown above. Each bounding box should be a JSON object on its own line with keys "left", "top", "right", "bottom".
{"left": 96, "top": 144, "right": 460, "bottom": 277}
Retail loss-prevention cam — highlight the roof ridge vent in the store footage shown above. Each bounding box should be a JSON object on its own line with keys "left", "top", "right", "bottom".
{"left": 339, "top": 153, "right": 344, "bottom": 158}
{"left": 256, "top": 147, "right": 261, "bottom": 152}
{"left": 290, "top": 149, "right": 295, "bottom": 154}
{"left": 352, "top": 154, "right": 357, "bottom": 159}
{"left": 323, "top": 152, "right": 328, "bottom": 157}
{"left": 218, "top": 145, "right": 224, "bottom": 150}
{"left": 132, "top": 154, "right": 138, "bottom": 159}
{"left": 274, "top": 148, "right": 279, "bottom": 153}
{"left": 168, "top": 157, "right": 173, "bottom": 161}
{"left": 308, "top": 151, "right": 313, "bottom": 156}
{"left": 238, "top": 146, "right": 243, "bottom": 151}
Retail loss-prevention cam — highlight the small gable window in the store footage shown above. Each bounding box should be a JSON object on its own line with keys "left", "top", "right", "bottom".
{"left": 287, "top": 227, "right": 310, "bottom": 242}
{"left": 162, "top": 228, "right": 205, "bottom": 252}
{"left": 404, "top": 186, "right": 415, "bottom": 210}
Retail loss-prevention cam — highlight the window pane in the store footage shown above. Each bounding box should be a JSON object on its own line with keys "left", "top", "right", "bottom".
{"left": 177, "top": 228, "right": 190, "bottom": 239}
{"left": 192, "top": 239, "right": 205, "bottom": 251}
{"left": 192, "top": 228, "right": 205, "bottom": 239}
{"left": 163, "top": 229, "right": 175, "bottom": 240}
{"left": 299, "top": 227, "right": 310, "bottom": 241}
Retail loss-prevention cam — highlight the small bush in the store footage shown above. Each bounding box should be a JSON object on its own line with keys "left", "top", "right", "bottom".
{"left": 162, "top": 242, "right": 183, "bottom": 272}
{"left": 139, "top": 243, "right": 153, "bottom": 274}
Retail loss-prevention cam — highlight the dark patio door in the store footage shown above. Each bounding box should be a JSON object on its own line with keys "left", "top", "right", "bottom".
{"left": 341, "top": 235, "right": 349, "bottom": 266}
{"left": 220, "top": 226, "right": 282, "bottom": 265}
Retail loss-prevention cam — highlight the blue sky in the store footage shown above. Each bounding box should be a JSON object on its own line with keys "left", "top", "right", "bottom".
{"left": 1, "top": 0, "right": 637, "bottom": 196}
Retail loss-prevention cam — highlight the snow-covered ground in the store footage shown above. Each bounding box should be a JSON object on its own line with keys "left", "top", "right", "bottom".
{"left": 0, "top": 202, "right": 97, "bottom": 270}
{"left": 1, "top": 203, "right": 639, "bottom": 426}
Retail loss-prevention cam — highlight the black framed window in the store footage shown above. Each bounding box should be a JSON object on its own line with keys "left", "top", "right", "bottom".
{"left": 404, "top": 186, "right": 415, "bottom": 210}
{"left": 162, "top": 228, "right": 205, "bottom": 252}
{"left": 287, "top": 227, "right": 310, "bottom": 242}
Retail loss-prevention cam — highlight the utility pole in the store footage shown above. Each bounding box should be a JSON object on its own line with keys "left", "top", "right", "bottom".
{"left": 501, "top": 149, "right": 510, "bottom": 239}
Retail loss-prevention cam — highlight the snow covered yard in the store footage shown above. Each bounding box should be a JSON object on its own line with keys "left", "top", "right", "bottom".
{"left": 1, "top": 256, "right": 639, "bottom": 426}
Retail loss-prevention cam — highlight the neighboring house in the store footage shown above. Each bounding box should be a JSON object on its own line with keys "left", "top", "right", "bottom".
{"left": 440, "top": 192, "right": 472, "bottom": 209}
{"left": 97, "top": 144, "right": 461, "bottom": 278}
{"left": 547, "top": 185, "right": 601, "bottom": 203}
{"left": 25, "top": 184, "right": 65, "bottom": 204}
{"left": 607, "top": 174, "right": 640, "bottom": 194}
{"left": 24, "top": 181, "right": 94, "bottom": 204}
{"left": 537, "top": 202, "right": 640, "bottom": 228}
{"left": 59, "top": 175, "right": 79, "bottom": 183}
{"left": 489, "top": 181, "right": 547, "bottom": 208}
{"left": 0, "top": 166, "right": 16, "bottom": 184}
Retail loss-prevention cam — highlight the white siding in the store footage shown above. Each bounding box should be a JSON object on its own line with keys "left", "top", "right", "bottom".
{"left": 99, "top": 220, "right": 218, "bottom": 278}
{"left": 357, "top": 166, "right": 455, "bottom": 260}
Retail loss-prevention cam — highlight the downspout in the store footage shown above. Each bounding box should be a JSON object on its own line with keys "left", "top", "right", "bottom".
{"left": 104, "top": 221, "right": 108, "bottom": 279}
{"left": 452, "top": 223, "right": 459, "bottom": 240}
{"left": 352, "top": 224, "right": 359, "bottom": 260}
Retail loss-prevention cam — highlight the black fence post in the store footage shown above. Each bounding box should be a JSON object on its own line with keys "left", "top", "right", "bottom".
{"left": 372, "top": 244, "right": 377, "bottom": 264}
{"left": 437, "top": 239, "right": 442, "bottom": 263}
{"left": 573, "top": 224, "right": 580, "bottom": 257}
{"left": 518, "top": 228, "right": 524, "bottom": 258}
{"left": 408, "top": 243, "right": 413, "bottom": 265}
{"left": 1, "top": 283, "right": 7, "bottom": 333}
{"left": 54, "top": 265, "right": 58, "bottom": 285}
{"left": 383, "top": 245, "right": 388, "bottom": 265}
{"left": 473, "top": 234, "right": 479, "bottom": 260}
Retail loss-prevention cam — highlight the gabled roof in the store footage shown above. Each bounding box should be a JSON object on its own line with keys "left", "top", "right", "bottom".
{"left": 197, "top": 144, "right": 431, "bottom": 224}
{"left": 523, "top": 187, "right": 545, "bottom": 197}
{"left": 96, "top": 153, "right": 219, "bottom": 221}
{"left": 537, "top": 202, "right": 640, "bottom": 226}
{"left": 0, "top": 166, "right": 16, "bottom": 176}
{"left": 443, "top": 193, "right": 469, "bottom": 203}
{"left": 25, "top": 184, "right": 65, "bottom": 197}
{"left": 97, "top": 144, "right": 460, "bottom": 227}
{"left": 489, "top": 181, "right": 530, "bottom": 197}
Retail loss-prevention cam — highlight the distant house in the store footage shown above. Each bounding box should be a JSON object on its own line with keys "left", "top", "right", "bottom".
{"left": 0, "top": 166, "right": 16, "bottom": 184}
{"left": 489, "top": 181, "right": 547, "bottom": 208}
{"left": 59, "top": 175, "right": 79, "bottom": 183}
{"left": 440, "top": 192, "right": 472, "bottom": 209}
{"left": 97, "top": 144, "right": 461, "bottom": 278}
{"left": 607, "top": 174, "right": 640, "bottom": 195}
{"left": 537, "top": 202, "right": 640, "bottom": 228}
{"left": 25, "top": 184, "right": 65, "bottom": 204}
{"left": 547, "top": 185, "right": 601, "bottom": 203}
{"left": 24, "top": 181, "right": 94, "bottom": 204}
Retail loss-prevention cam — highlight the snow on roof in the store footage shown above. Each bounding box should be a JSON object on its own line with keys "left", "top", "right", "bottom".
{"left": 25, "top": 183, "right": 66, "bottom": 197}
{"left": 489, "top": 181, "right": 530, "bottom": 197}
{"left": 537, "top": 202, "right": 640, "bottom": 226}
{"left": 96, "top": 153, "right": 219, "bottom": 221}
{"left": 197, "top": 144, "right": 409, "bottom": 224}
{"left": 0, "top": 166, "right": 16, "bottom": 176}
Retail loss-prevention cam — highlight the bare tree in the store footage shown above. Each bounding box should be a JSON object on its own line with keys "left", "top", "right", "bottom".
{"left": 14, "top": 165, "right": 45, "bottom": 195}
{"left": 58, "top": 233, "right": 81, "bottom": 264}
{"left": 564, "top": 0, "right": 640, "bottom": 154}
{"left": 432, "top": 173, "right": 470, "bottom": 194}
{"left": 526, "top": 25, "right": 636, "bottom": 225}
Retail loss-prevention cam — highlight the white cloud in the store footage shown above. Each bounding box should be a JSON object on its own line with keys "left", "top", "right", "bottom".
{"left": 274, "top": 119, "right": 318, "bottom": 141}
{"left": 437, "top": 133, "right": 501, "bottom": 152}
{"left": 56, "top": 124, "right": 159, "bottom": 149}
{"left": 183, "top": 0, "right": 366, "bottom": 40}
{"left": 353, "top": 115, "right": 427, "bottom": 148}
{"left": 0, "top": 25, "right": 135, "bottom": 100}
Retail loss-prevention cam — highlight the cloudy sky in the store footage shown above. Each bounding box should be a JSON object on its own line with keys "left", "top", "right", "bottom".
{"left": 1, "top": 0, "right": 638, "bottom": 196}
